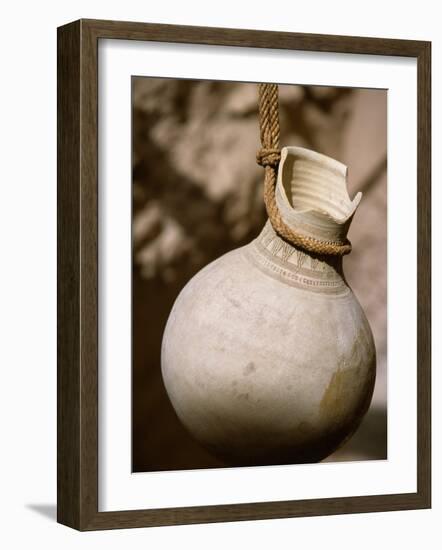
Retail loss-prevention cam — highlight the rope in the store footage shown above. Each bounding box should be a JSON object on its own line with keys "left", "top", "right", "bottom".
{"left": 256, "top": 83, "right": 352, "bottom": 256}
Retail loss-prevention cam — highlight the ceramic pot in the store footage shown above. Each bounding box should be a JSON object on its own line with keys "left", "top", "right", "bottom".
{"left": 161, "top": 146, "right": 376, "bottom": 465}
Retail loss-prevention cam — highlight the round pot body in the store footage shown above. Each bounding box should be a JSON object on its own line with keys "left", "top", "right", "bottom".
{"left": 161, "top": 147, "right": 376, "bottom": 465}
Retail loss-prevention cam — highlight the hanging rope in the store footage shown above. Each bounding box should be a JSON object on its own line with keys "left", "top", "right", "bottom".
{"left": 256, "top": 83, "right": 352, "bottom": 256}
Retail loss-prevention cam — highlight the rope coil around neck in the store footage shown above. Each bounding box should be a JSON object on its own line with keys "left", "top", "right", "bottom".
{"left": 256, "top": 83, "right": 352, "bottom": 256}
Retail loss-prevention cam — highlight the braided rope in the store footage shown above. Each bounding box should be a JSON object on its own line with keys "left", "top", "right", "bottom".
{"left": 256, "top": 83, "right": 352, "bottom": 256}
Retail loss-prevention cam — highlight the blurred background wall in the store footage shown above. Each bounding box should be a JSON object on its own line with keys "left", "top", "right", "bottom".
{"left": 132, "top": 77, "right": 387, "bottom": 471}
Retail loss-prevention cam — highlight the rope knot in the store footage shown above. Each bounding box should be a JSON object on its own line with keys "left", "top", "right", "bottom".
{"left": 256, "top": 148, "right": 281, "bottom": 168}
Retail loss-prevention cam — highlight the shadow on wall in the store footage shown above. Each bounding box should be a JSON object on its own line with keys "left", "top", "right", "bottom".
{"left": 25, "top": 504, "right": 57, "bottom": 522}
{"left": 132, "top": 78, "right": 387, "bottom": 472}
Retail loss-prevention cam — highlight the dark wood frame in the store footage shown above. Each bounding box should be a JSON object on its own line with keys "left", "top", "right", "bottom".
{"left": 57, "top": 18, "right": 431, "bottom": 531}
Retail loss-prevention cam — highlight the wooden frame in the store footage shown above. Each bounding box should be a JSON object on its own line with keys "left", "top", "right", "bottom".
{"left": 57, "top": 18, "right": 431, "bottom": 531}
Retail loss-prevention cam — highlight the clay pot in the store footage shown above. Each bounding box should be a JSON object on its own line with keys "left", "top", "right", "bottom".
{"left": 161, "top": 146, "right": 376, "bottom": 465}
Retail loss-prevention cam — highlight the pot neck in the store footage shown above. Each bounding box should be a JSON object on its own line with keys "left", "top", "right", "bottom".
{"left": 246, "top": 147, "right": 362, "bottom": 294}
{"left": 246, "top": 221, "right": 348, "bottom": 295}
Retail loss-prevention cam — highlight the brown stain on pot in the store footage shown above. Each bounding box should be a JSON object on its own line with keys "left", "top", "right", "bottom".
{"left": 243, "top": 362, "right": 256, "bottom": 376}
{"left": 319, "top": 332, "right": 376, "bottom": 432}
{"left": 319, "top": 364, "right": 351, "bottom": 420}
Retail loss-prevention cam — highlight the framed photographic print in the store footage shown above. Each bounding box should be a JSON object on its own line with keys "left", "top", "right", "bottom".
{"left": 57, "top": 18, "right": 431, "bottom": 530}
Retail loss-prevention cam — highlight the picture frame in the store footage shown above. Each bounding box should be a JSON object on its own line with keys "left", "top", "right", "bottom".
{"left": 57, "top": 18, "right": 431, "bottom": 530}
